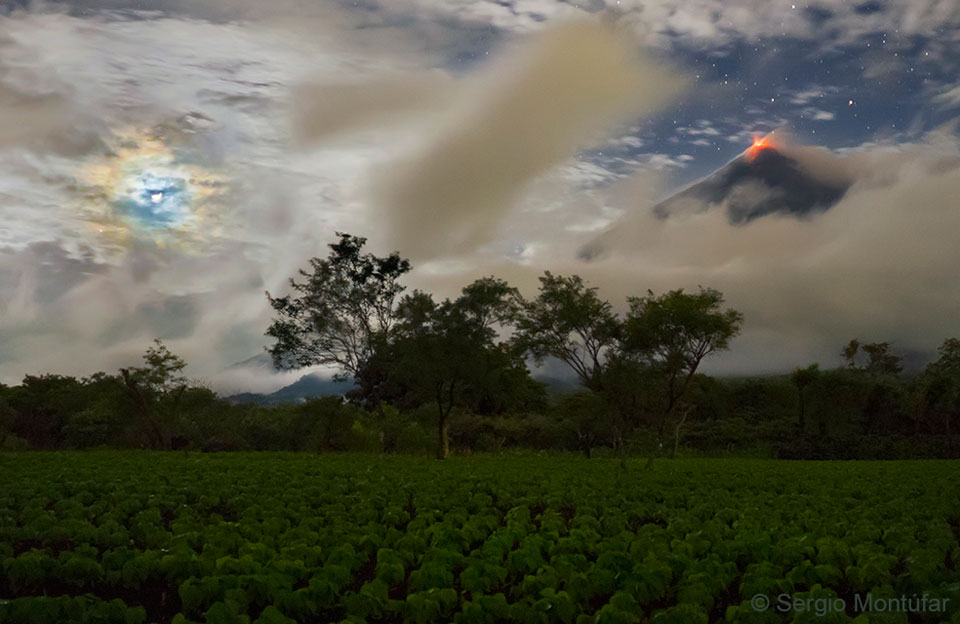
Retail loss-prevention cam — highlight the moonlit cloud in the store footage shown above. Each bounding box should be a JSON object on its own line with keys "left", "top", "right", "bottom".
{"left": 0, "top": 0, "right": 958, "bottom": 391}
{"left": 934, "top": 85, "right": 960, "bottom": 110}
{"left": 370, "top": 20, "right": 687, "bottom": 259}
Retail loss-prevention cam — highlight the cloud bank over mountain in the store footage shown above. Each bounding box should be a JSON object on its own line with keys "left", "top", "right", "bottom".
{"left": 0, "top": 0, "right": 958, "bottom": 390}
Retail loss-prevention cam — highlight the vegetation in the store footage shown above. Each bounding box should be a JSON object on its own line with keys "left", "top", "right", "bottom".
{"left": 2, "top": 232, "right": 960, "bottom": 460}
{"left": 1, "top": 453, "right": 958, "bottom": 623}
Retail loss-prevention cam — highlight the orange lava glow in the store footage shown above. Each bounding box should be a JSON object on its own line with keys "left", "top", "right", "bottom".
{"left": 745, "top": 134, "right": 776, "bottom": 161}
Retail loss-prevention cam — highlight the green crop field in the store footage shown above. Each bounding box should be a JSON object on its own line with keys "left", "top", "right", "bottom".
{"left": 1, "top": 452, "right": 959, "bottom": 624}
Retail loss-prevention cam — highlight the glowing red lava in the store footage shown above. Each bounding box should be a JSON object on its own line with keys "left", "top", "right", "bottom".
{"left": 745, "top": 134, "right": 776, "bottom": 162}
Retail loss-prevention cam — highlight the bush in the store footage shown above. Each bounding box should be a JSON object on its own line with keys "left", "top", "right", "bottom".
{"left": 449, "top": 411, "right": 567, "bottom": 451}
{"left": 0, "top": 433, "right": 29, "bottom": 451}
{"left": 381, "top": 404, "right": 435, "bottom": 453}
{"left": 777, "top": 435, "right": 860, "bottom": 460}
{"left": 345, "top": 415, "right": 383, "bottom": 452}
{"left": 62, "top": 408, "right": 122, "bottom": 448}
{"left": 777, "top": 434, "right": 960, "bottom": 460}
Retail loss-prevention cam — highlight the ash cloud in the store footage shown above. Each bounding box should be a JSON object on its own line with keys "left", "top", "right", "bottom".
{"left": 417, "top": 130, "right": 960, "bottom": 375}
{"left": 365, "top": 20, "right": 686, "bottom": 259}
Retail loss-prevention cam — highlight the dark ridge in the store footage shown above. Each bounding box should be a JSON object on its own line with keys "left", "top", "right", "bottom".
{"left": 652, "top": 147, "right": 850, "bottom": 225}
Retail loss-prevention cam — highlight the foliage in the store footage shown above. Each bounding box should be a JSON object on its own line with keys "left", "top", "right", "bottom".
{"left": 119, "top": 339, "right": 191, "bottom": 449}
{"left": 618, "top": 287, "right": 743, "bottom": 435}
{"left": 841, "top": 338, "right": 904, "bottom": 376}
{"left": 513, "top": 272, "right": 620, "bottom": 391}
{"left": 2, "top": 453, "right": 960, "bottom": 623}
{"left": 390, "top": 279, "right": 540, "bottom": 458}
{"left": 265, "top": 232, "right": 411, "bottom": 380}
{"left": 791, "top": 364, "right": 820, "bottom": 432}
{"left": 914, "top": 338, "right": 960, "bottom": 435}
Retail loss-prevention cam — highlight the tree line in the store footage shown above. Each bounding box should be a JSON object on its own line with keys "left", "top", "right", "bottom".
{"left": 264, "top": 233, "right": 741, "bottom": 460}
{"left": 2, "top": 233, "right": 959, "bottom": 459}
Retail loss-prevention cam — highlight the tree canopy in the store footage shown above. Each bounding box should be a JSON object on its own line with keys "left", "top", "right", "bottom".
{"left": 265, "top": 232, "right": 412, "bottom": 380}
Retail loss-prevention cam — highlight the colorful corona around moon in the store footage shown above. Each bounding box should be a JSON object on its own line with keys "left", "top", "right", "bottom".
{"left": 76, "top": 126, "right": 228, "bottom": 250}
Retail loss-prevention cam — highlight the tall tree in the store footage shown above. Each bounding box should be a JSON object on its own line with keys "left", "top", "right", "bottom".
{"left": 841, "top": 339, "right": 903, "bottom": 376}
{"left": 836, "top": 339, "right": 905, "bottom": 434}
{"left": 119, "top": 339, "right": 188, "bottom": 449}
{"left": 861, "top": 341, "right": 903, "bottom": 376}
{"left": 619, "top": 288, "right": 743, "bottom": 437}
{"left": 265, "top": 233, "right": 411, "bottom": 381}
{"left": 7, "top": 374, "right": 84, "bottom": 448}
{"left": 916, "top": 338, "right": 960, "bottom": 435}
{"left": 390, "top": 279, "right": 530, "bottom": 458}
{"left": 513, "top": 272, "right": 620, "bottom": 392}
{"left": 842, "top": 339, "right": 860, "bottom": 368}
{"left": 791, "top": 364, "right": 820, "bottom": 433}
{"left": 0, "top": 386, "right": 12, "bottom": 449}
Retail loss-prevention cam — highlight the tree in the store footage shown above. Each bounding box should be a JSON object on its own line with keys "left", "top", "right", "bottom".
{"left": 619, "top": 288, "right": 743, "bottom": 437}
{"left": 513, "top": 272, "right": 620, "bottom": 392}
{"left": 842, "top": 339, "right": 860, "bottom": 368}
{"left": 915, "top": 338, "right": 960, "bottom": 435}
{"left": 841, "top": 338, "right": 903, "bottom": 376}
{"left": 791, "top": 364, "right": 820, "bottom": 433}
{"left": 861, "top": 378, "right": 904, "bottom": 435}
{"left": 0, "top": 386, "right": 15, "bottom": 449}
{"left": 861, "top": 342, "right": 903, "bottom": 376}
{"left": 551, "top": 390, "right": 620, "bottom": 458}
{"left": 265, "top": 233, "right": 411, "bottom": 381}
{"left": 119, "top": 339, "right": 189, "bottom": 449}
{"left": 390, "top": 278, "right": 531, "bottom": 458}
{"left": 834, "top": 339, "right": 905, "bottom": 434}
{"left": 805, "top": 368, "right": 874, "bottom": 436}
{"left": 7, "top": 374, "right": 84, "bottom": 448}
{"left": 62, "top": 373, "right": 127, "bottom": 449}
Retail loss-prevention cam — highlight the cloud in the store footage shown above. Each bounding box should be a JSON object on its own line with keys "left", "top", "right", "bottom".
{"left": 291, "top": 73, "right": 456, "bottom": 145}
{"left": 495, "top": 131, "right": 960, "bottom": 373}
{"left": 610, "top": 0, "right": 960, "bottom": 51}
{"left": 0, "top": 8, "right": 408, "bottom": 389}
{"left": 0, "top": 80, "right": 74, "bottom": 150}
{"left": 2, "top": 0, "right": 957, "bottom": 391}
{"left": 934, "top": 85, "right": 960, "bottom": 110}
{"left": 802, "top": 107, "right": 836, "bottom": 121}
{"left": 788, "top": 87, "right": 835, "bottom": 105}
{"left": 362, "top": 19, "right": 686, "bottom": 259}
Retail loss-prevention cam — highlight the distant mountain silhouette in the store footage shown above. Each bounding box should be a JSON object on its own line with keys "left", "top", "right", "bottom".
{"left": 222, "top": 357, "right": 583, "bottom": 405}
{"left": 226, "top": 373, "right": 354, "bottom": 405}
{"left": 653, "top": 144, "right": 850, "bottom": 224}
{"left": 224, "top": 353, "right": 279, "bottom": 373}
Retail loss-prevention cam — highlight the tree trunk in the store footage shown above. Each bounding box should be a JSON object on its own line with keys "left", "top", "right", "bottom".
{"left": 436, "top": 416, "right": 449, "bottom": 459}
{"left": 669, "top": 405, "right": 692, "bottom": 459}
{"left": 612, "top": 426, "right": 628, "bottom": 469}
{"left": 120, "top": 369, "right": 169, "bottom": 450}
{"left": 797, "top": 389, "right": 806, "bottom": 432}
{"left": 435, "top": 381, "right": 455, "bottom": 459}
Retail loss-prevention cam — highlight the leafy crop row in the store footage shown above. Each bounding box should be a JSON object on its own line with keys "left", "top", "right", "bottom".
{"left": 1, "top": 452, "right": 959, "bottom": 623}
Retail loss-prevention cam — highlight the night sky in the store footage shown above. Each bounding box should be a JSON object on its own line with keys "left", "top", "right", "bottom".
{"left": 1, "top": 0, "right": 959, "bottom": 390}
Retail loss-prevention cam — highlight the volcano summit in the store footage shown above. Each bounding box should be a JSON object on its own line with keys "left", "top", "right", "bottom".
{"left": 579, "top": 137, "right": 854, "bottom": 260}
{"left": 653, "top": 138, "right": 851, "bottom": 225}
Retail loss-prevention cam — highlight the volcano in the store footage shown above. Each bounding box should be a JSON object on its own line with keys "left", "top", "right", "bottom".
{"left": 652, "top": 140, "right": 851, "bottom": 224}
{"left": 578, "top": 139, "right": 853, "bottom": 260}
